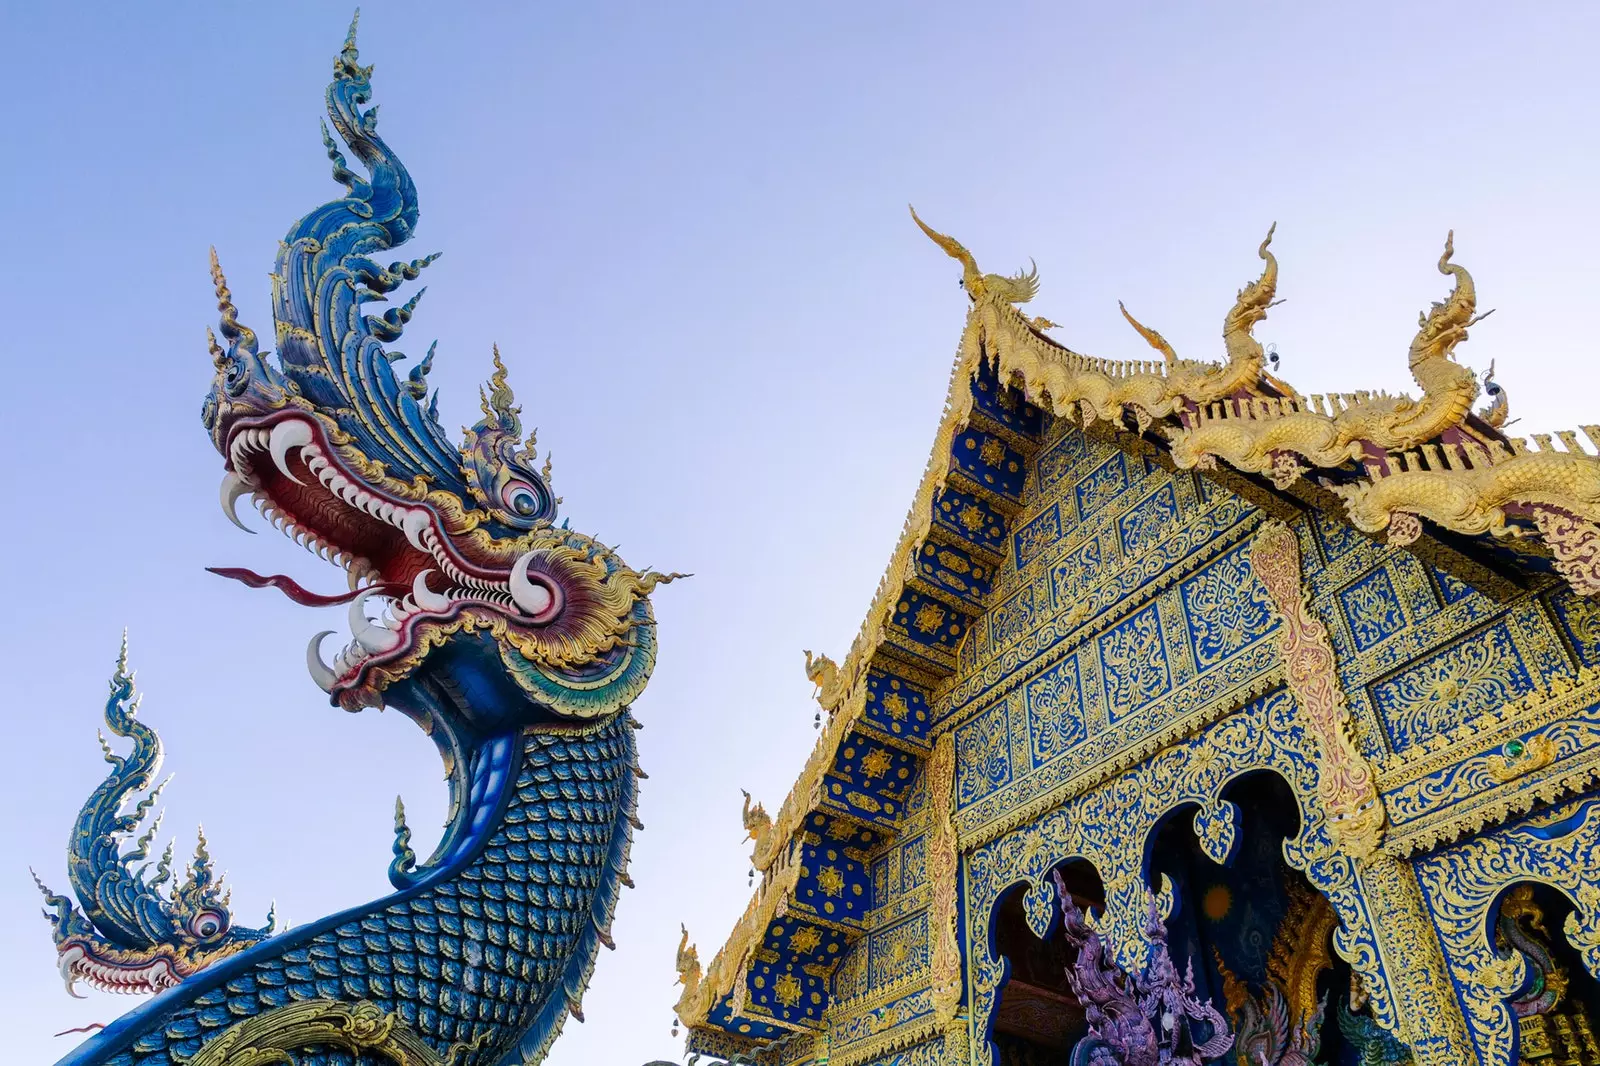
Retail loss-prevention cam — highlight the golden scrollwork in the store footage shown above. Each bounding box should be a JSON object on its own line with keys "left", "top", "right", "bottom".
{"left": 1250, "top": 520, "right": 1387, "bottom": 859}
{"left": 926, "top": 733, "right": 961, "bottom": 1027}
{"left": 187, "top": 999, "right": 469, "bottom": 1066}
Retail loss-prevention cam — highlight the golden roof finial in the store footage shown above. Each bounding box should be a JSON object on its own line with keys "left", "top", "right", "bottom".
{"left": 675, "top": 924, "right": 702, "bottom": 993}
{"left": 1118, "top": 301, "right": 1179, "bottom": 366}
{"left": 1410, "top": 231, "right": 1494, "bottom": 371}
{"left": 909, "top": 205, "right": 1039, "bottom": 306}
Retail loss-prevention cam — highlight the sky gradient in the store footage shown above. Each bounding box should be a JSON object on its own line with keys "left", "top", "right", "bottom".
{"left": 2, "top": 3, "right": 1598, "bottom": 1062}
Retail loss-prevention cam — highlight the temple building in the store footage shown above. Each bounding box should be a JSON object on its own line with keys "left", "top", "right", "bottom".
{"left": 672, "top": 211, "right": 1600, "bottom": 1066}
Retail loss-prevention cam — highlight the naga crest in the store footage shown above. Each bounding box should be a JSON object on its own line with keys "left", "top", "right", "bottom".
{"left": 909, "top": 205, "right": 1039, "bottom": 305}
{"left": 33, "top": 639, "right": 275, "bottom": 996}
{"left": 201, "top": 15, "right": 678, "bottom": 716}
{"left": 1408, "top": 230, "right": 1492, "bottom": 371}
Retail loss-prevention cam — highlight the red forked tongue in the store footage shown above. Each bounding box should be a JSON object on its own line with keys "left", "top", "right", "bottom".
{"left": 207, "top": 567, "right": 406, "bottom": 607}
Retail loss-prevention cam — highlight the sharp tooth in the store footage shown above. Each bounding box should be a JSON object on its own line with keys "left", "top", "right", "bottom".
{"left": 309, "top": 456, "right": 331, "bottom": 478}
{"left": 402, "top": 510, "right": 431, "bottom": 551}
{"left": 349, "top": 589, "right": 401, "bottom": 654}
{"left": 219, "top": 473, "right": 255, "bottom": 534}
{"left": 511, "top": 551, "right": 558, "bottom": 619}
{"left": 306, "top": 631, "right": 338, "bottom": 693}
{"left": 268, "top": 420, "right": 314, "bottom": 484}
{"left": 412, "top": 569, "right": 452, "bottom": 613}
{"left": 378, "top": 502, "right": 397, "bottom": 523}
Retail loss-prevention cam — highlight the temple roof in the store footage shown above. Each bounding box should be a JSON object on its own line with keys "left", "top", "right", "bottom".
{"left": 674, "top": 210, "right": 1600, "bottom": 1057}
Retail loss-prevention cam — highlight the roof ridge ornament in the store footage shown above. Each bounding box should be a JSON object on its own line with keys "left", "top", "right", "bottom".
{"left": 909, "top": 205, "right": 1039, "bottom": 305}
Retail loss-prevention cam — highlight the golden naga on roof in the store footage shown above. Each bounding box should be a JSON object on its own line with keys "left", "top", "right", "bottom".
{"left": 674, "top": 208, "right": 1600, "bottom": 1066}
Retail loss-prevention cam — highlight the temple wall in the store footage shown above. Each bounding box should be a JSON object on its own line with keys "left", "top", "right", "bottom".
{"left": 929, "top": 412, "right": 1600, "bottom": 1066}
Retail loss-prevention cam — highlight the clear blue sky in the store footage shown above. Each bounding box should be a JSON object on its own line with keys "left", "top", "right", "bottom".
{"left": 2, "top": 2, "right": 1597, "bottom": 1062}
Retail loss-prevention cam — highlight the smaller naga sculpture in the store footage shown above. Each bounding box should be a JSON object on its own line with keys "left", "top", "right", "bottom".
{"left": 1052, "top": 870, "right": 1234, "bottom": 1066}
{"left": 803, "top": 649, "right": 849, "bottom": 714}
{"left": 33, "top": 638, "right": 276, "bottom": 996}
{"left": 740, "top": 790, "right": 783, "bottom": 874}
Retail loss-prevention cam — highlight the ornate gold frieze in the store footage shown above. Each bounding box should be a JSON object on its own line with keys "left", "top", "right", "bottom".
{"left": 187, "top": 999, "right": 471, "bottom": 1066}
{"left": 925, "top": 734, "right": 961, "bottom": 1027}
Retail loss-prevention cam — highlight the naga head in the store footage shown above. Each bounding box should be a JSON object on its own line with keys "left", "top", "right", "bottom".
{"left": 34, "top": 641, "right": 275, "bottom": 996}
{"left": 1221, "top": 223, "right": 1281, "bottom": 354}
{"left": 1409, "top": 230, "right": 1493, "bottom": 370}
{"left": 201, "top": 16, "right": 676, "bottom": 859}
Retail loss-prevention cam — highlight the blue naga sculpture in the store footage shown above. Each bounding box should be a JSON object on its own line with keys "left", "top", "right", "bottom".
{"left": 35, "top": 14, "right": 676, "bottom": 1065}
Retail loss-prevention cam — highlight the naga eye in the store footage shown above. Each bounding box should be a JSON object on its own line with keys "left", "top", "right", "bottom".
{"left": 502, "top": 482, "right": 539, "bottom": 518}
{"left": 188, "top": 910, "right": 229, "bottom": 941}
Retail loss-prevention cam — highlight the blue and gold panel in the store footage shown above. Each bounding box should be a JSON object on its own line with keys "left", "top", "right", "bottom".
{"left": 1552, "top": 589, "right": 1600, "bottom": 669}
{"left": 1098, "top": 601, "right": 1172, "bottom": 723}
{"left": 1050, "top": 534, "right": 1105, "bottom": 613}
{"left": 989, "top": 583, "right": 1038, "bottom": 650}
{"left": 1313, "top": 510, "right": 1367, "bottom": 564}
{"left": 863, "top": 668, "right": 932, "bottom": 748}
{"left": 1074, "top": 451, "right": 1129, "bottom": 522}
{"left": 1339, "top": 566, "right": 1407, "bottom": 652}
{"left": 1037, "top": 429, "right": 1088, "bottom": 497}
{"left": 833, "top": 730, "right": 917, "bottom": 804}
{"left": 889, "top": 589, "right": 969, "bottom": 655}
{"left": 1434, "top": 566, "right": 1481, "bottom": 607}
{"left": 745, "top": 918, "right": 852, "bottom": 1029}
{"left": 1118, "top": 482, "right": 1180, "bottom": 558}
{"left": 1370, "top": 620, "right": 1537, "bottom": 753}
{"left": 704, "top": 995, "right": 786, "bottom": 1042}
{"left": 955, "top": 700, "right": 1012, "bottom": 809}
{"left": 821, "top": 772, "right": 904, "bottom": 829}
{"left": 898, "top": 834, "right": 926, "bottom": 896}
{"left": 950, "top": 428, "right": 1026, "bottom": 503}
{"left": 1025, "top": 654, "right": 1087, "bottom": 766}
{"left": 931, "top": 487, "right": 1008, "bottom": 559}
{"left": 913, "top": 539, "right": 992, "bottom": 608}
{"left": 1178, "top": 540, "right": 1277, "bottom": 672}
{"left": 968, "top": 360, "right": 1044, "bottom": 441}
{"left": 793, "top": 836, "right": 870, "bottom": 925}
{"left": 830, "top": 938, "right": 868, "bottom": 1001}
{"left": 867, "top": 912, "right": 930, "bottom": 989}
{"left": 1011, "top": 503, "right": 1062, "bottom": 572}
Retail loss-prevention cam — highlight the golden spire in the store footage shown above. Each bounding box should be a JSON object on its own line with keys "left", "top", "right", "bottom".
{"left": 1118, "top": 301, "right": 1179, "bottom": 366}
{"left": 909, "top": 205, "right": 1039, "bottom": 305}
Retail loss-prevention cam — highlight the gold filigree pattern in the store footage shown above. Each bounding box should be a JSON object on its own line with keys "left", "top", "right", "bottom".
{"left": 926, "top": 733, "right": 961, "bottom": 1027}
{"left": 187, "top": 999, "right": 462, "bottom": 1066}
{"left": 1252, "top": 520, "right": 1387, "bottom": 858}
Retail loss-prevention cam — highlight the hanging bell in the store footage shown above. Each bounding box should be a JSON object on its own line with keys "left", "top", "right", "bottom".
{"left": 813, "top": 711, "right": 821, "bottom": 730}
{"left": 747, "top": 867, "right": 755, "bottom": 887}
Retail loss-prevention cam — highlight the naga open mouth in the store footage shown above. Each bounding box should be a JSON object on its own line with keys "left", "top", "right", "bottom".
{"left": 217, "top": 412, "right": 564, "bottom": 705}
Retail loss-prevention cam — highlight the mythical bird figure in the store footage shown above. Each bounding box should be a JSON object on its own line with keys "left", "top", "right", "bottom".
{"left": 43, "top": 16, "right": 675, "bottom": 1066}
